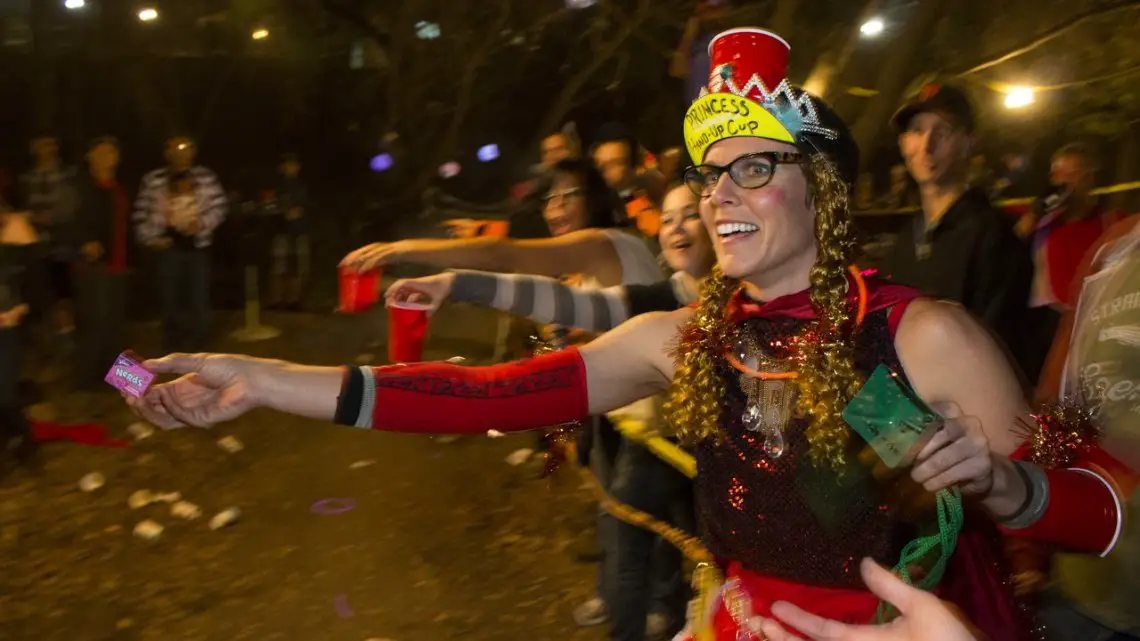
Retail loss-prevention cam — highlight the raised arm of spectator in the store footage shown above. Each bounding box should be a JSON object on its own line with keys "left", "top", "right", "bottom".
{"left": 342, "top": 228, "right": 653, "bottom": 288}
{"left": 385, "top": 270, "right": 692, "bottom": 332}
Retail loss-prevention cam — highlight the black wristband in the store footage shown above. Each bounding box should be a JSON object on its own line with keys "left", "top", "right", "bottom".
{"left": 334, "top": 366, "right": 364, "bottom": 426}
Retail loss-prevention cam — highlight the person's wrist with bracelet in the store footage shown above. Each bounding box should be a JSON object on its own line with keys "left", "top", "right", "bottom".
{"left": 979, "top": 454, "right": 1033, "bottom": 522}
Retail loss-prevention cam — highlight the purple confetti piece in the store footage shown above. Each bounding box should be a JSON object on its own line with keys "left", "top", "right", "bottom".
{"left": 311, "top": 498, "right": 356, "bottom": 515}
{"left": 334, "top": 594, "right": 354, "bottom": 618}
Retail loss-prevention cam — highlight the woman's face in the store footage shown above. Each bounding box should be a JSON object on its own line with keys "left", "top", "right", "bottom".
{"left": 699, "top": 137, "right": 817, "bottom": 284}
{"left": 659, "top": 186, "right": 714, "bottom": 277}
{"left": 543, "top": 172, "right": 589, "bottom": 236}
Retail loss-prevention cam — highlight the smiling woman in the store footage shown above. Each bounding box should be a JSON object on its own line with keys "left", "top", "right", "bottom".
{"left": 125, "top": 26, "right": 1055, "bottom": 641}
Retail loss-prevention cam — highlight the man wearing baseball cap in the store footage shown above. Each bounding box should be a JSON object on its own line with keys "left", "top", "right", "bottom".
{"left": 884, "top": 82, "right": 1034, "bottom": 377}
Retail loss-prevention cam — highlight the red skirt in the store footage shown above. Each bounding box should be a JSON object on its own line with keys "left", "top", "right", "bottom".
{"left": 675, "top": 562, "right": 880, "bottom": 641}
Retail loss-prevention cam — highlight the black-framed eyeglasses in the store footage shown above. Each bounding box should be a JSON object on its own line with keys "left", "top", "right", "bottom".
{"left": 683, "top": 151, "right": 805, "bottom": 197}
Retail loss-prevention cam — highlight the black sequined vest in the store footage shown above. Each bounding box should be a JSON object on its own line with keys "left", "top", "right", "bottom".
{"left": 694, "top": 307, "right": 929, "bottom": 588}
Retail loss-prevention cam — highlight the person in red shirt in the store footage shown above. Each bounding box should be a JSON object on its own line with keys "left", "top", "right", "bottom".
{"left": 1024, "top": 143, "right": 1125, "bottom": 385}
{"left": 72, "top": 137, "right": 131, "bottom": 389}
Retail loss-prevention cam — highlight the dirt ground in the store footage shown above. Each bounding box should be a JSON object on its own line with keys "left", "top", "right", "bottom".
{"left": 0, "top": 303, "right": 606, "bottom": 641}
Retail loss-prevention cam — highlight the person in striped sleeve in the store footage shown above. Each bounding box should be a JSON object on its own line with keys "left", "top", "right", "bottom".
{"left": 132, "top": 136, "right": 227, "bottom": 352}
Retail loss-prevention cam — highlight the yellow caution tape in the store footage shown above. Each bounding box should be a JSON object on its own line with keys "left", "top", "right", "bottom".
{"left": 613, "top": 419, "right": 698, "bottom": 479}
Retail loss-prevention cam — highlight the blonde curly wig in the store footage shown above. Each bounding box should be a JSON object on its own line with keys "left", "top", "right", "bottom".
{"left": 663, "top": 154, "right": 862, "bottom": 468}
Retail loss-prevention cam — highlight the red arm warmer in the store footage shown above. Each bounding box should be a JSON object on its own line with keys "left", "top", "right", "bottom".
{"left": 336, "top": 348, "right": 590, "bottom": 435}
{"left": 1001, "top": 467, "right": 1121, "bottom": 555}
{"left": 1002, "top": 445, "right": 1135, "bottom": 556}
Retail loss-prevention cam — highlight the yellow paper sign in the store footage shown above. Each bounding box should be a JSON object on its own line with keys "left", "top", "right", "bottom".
{"left": 683, "top": 93, "right": 794, "bottom": 164}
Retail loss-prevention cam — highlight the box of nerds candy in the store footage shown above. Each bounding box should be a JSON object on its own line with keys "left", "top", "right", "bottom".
{"left": 105, "top": 351, "right": 155, "bottom": 398}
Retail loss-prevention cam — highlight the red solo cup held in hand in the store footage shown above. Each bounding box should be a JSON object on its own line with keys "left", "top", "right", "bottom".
{"left": 706, "top": 28, "right": 791, "bottom": 95}
{"left": 387, "top": 301, "right": 431, "bottom": 363}
{"left": 338, "top": 267, "right": 381, "bottom": 313}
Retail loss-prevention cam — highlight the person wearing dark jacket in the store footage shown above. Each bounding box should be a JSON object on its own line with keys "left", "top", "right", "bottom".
{"left": 1, "top": 207, "right": 45, "bottom": 470}
{"left": 885, "top": 84, "right": 1033, "bottom": 378}
{"left": 72, "top": 137, "right": 130, "bottom": 388}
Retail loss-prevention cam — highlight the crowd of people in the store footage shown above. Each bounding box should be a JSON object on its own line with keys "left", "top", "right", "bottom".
{"left": 0, "top": 134, "right": 310, "bottom": 471}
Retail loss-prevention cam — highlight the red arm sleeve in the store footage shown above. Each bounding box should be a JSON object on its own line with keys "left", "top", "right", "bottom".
{"left": 335, "top": 348, "right": 590, "bottom": 435}
{"left": 1003, "top": 445, "right": 1135, "bottom": 556}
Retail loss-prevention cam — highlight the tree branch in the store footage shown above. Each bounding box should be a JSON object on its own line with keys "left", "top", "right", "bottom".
{"left": 952, "top": 0, "right": 1140, "bottom": 76}
{"left": 318, "top": 0, "right": 391, "bottom": 47}
{"left": 535, "top": 0, "right": 678, "bottom": 137}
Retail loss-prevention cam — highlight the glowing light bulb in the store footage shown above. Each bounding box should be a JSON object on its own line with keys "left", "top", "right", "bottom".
{"left": 138, "top": 8, "right": 159, "bottom": 22}
{"left": 860, "top": 18, "right": 885, "bottom": 38}
{"left": 439, "top": 162, "right": 461, "bottom": 179}
{"left": 370, "top": 154, "right": 394, "bottom": 172}
{"left": 252, "top": 29, "right": 270, "bottom": 40}
{"left": 64, "top": 0, "right": 86, "bottom": 10}
{"left": 477, "top": 144, "right": 500, "bottom": 162}
{"left": 1004, "top": 86, "right": 1035, "bottom": 109}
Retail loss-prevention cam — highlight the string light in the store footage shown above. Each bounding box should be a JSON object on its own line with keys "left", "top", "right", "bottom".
{"left": 860, "top": 18, "right": 885, "bottom": 38}
{"left": 1004, "top": 86, "right": 1035, "bottom": 109}
{"left": 138, "top": 8, "right": 159, "bottom": 22}
{"left": 252, "top": 28, "right": 270, "bottom": 41}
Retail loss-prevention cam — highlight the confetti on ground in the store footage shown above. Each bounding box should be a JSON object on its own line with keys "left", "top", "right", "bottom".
{"left": 217, "top": 436, "right": 244, "bottom": 453}
{"left": 133, "top": 520, "right": 163, "bottom": 541}
{"left": 311, "top": 498, "right": 356, "bottom": 515}
{"left": 505, "top": 448, "right": 534, "bottom": 467}
{"left": 171, "top": 501, "right": 202, "bottom": 520}
{"left": 78, "top": 472, "right": 105, "bottom": 493}
{"left": 127, "top": 422, "right": 154, "bottom": 441}
{"left": 334, "top": 594, "right": 355, "bottom": 618}
{"left": 209, "top": 507, "right": 242, "bottom": 530}
{"left": 128, "top": 490, "right": 154, "bottom": 509}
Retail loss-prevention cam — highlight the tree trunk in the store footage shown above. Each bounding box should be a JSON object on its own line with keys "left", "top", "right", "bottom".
{"left": 534, "top": 0, "right": 657, "bottom": 138}
{"left": 849, "top": 0, "right": 943, "bottom": 166}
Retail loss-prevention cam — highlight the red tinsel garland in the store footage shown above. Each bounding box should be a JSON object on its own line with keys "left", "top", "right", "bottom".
{"left": 1017, "top": 401, "right": 1101, "bottom": 470}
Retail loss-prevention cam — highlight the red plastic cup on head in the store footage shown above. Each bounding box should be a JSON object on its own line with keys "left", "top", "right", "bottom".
{"left": 387, "top": 301, "right": 431, "bottom": 363}
{"left": 707, "top": 28, "right": 791, "bottom": 95}
{"left": 338, "top": 266, "right": 381, "bottom": 313}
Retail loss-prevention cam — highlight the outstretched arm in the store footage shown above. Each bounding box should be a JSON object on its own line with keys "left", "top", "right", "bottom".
{"left": 131, "top": 310, "right": 686, "bottom": 434}
{"left": 343, "top": 228, "right": 628, "bottom": 287}
{"left": 387, "top": 270, "right": 686, "bottom": 332}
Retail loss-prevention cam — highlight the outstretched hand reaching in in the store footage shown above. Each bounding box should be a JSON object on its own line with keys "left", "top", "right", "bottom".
{"left": 759, "top": 558, "right": 979, "bottom": 641}
{"left": 124, "top": 353, "right": 264, "bottom": 430}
